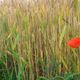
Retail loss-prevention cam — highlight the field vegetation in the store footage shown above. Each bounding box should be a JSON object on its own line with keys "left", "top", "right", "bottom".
{"left": 0, "top": 0, "right": 80, "bottom": 80}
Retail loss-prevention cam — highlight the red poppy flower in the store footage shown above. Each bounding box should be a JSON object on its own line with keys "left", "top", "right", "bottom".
{"left": 67, "top": 37, "right": 80, "bottom": 48}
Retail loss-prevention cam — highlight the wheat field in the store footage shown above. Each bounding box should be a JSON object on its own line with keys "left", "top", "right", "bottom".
{"left": 0, "top": 0, "right": 80, "bottom": 80}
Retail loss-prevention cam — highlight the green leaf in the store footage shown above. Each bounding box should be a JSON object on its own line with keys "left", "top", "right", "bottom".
{"left": 59, "top": 25, "right": 67, "bottom": 47}
{"left": 66, "top": 73, "right": 80, "bottom": 80}
{"left": 51, "top": 76, "right": 64, "bottom": 80}
{"left": 37, "top": 76, "right": 49, "bottom": 80}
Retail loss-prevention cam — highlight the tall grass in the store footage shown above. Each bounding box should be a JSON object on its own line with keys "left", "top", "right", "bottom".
{"left": 0, "top": 0, "right": 80, "bottom": 80}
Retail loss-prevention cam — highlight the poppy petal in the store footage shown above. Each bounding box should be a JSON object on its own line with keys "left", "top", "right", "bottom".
{"left": 67, "top": 37, "right": 80, "bottom": 48}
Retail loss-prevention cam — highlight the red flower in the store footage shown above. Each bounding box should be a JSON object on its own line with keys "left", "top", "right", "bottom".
{"left": 67, "top": 37, "right": 80, "bottom": 48}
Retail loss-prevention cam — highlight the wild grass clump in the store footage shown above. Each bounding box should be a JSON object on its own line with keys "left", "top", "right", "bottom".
{"left": 0, "top": 0, "right": 80, "bottom": 80}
